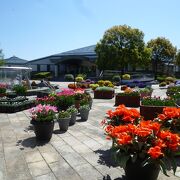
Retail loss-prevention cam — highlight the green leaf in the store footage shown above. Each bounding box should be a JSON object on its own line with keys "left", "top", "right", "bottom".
{"left": 159, "top": 159, "right": 169, "bottom": 176}
{"left": 170, "top": 156, "right": 177, "bottom": 175}
{"left": 117, "top": 155, "right": 130, "bottom": 169}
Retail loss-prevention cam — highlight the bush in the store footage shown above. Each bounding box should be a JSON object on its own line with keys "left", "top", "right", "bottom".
{"left": 159, "top": 82, "right": 167, "bottom": 87}
{"left": 77, "top": 73, "right": 87, "bottom": 79}
{"left": 75, "top": 76, "right": 84, "bottom": 82}
{"left": 122, "top": 74, "right": 131, "bottom": 80}
{"left": 35, "top": 72, "right": 52, "bottom": 79}
{"left": 157, "top": 76, "right": 166, "bottom": 83}
{"left": 13, "top": 85, "right": 27, "bottom": 95}
{"left": 165, "top": 76, "right": 175, "bottom": 83}
{"left": 89, "top": 84, "right": 99, "bottom": 90}
{"left": 95, "top": 86, "right": 114, "bottom": 92}
{"left": 64, "top": 74, "right": 74, "bottom": 81}
{"left": 112, "top": 75, "right": 121, "bottom": 82}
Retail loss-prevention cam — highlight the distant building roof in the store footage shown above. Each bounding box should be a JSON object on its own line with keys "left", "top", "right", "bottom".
{"left": 54, "top": 45, "right": 96, "bottom": 56}
{"left": 4, "top": 56, "right": 28, "bottom": 64}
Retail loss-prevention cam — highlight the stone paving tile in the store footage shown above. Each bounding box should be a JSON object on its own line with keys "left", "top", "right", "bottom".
{"left": 74, "top": 163, "right": 103, "bottom": 180}
{"left": 63, "top": 152, "right": 87, "bottom": 167}
{"left": 34, "top": 172, "right": 57, "bottom": 180}
{"left": 25, "top": 150, "right": 43, "bottom": 163}
{"left": 72, "top": 143, "right": 93, "bottom": 154}
{"left": 49, "top": 161, "right": 82, "bottom": 180}
{"left": 55, "top": 144, "right": 76, "bottom": 156}
{"left": 41, "top": 151, "right": 60, "bottom": 164}
{"left": 61, "top": 135, "right": 82, "bottom": 146}
{"left": 28, "top": 160, "right": 51, "bottom": 177}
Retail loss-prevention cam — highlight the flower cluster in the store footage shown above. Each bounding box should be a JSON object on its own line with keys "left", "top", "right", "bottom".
{"left": 0, "top": 83, "right": 7, "bottom": 94}
{"left": 36, "top": 96, "right": 56, "bottom": 105}
{"left": 30, "top": 104, "right": 57, "bottom": 121}
{"left": 156, "top": 107, "right": 180, "bottom": 132}
{"left": 102, "top": 104, "right": 180, "bottom": 175}
{"left": 102, "top": 104, "right": 141, "bottom": 126}
{"left": 56, "top": 88, "right": 75, "bottom": 96}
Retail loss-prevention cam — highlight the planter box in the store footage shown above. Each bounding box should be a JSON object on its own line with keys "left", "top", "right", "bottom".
{"left": 140, "top": 105, "right": 165, "bottom": 120}
{"left": 94, "top": 90, "right": 114, "bottom": 99}
{"left": 115, "top": 95, "right": 140, "bottom": 107}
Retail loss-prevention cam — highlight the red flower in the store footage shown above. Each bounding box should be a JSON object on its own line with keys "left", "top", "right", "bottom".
{"left": 148, "top": 146, "right": 164, "bottom": 159}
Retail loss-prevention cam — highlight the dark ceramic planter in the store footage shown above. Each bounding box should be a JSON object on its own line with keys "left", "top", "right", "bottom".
{"left": 140, "top": 105, "right": 166, "bottom": 120}
{"left": 31, "top": 120, "right": 54, "bottom": 141}
{"left": 125, "top": 158, "right": 160, "bottom": 180}
{"left": 115, "top": 95, "right": 140, "bottom": 107}
{"left": 58, "top": 118, "right": 70, "bottom": 131}
{"left": 80, "top": 109, "right": 90, "bottom": 121}
{"left": 69, "top": 112, "right": 77, "bottom": 125}
{"left": 94, "top": 90, "right": 114, "bottom": 99}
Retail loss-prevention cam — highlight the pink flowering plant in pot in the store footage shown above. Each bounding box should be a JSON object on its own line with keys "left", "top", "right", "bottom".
{"left": 29, "top": 104, "right": 58, "bottom": 141}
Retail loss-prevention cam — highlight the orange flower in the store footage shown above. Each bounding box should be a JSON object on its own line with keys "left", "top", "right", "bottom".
{"left": 116, "top": 132, "right": 132, "bottom": 145}
{"left": 148, "top": 146, "right": 164, "bottom": 159}
{"left": 135, "top": 127, "right": 152, "bottom": 137}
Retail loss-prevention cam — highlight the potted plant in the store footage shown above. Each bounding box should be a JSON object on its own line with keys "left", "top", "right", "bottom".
{"left": 140, "top": 96, "right": 176, "bottom": 120}
{"left": 29, "top": 104, "right": 57, "bottom": 141}
{"left": 57, "top": 110, "right": 71, "bottom": 131}
{"left": 67, "top": 106, "right": 78, "bottom": 125}
{"left": 115, "top": 88, "right": 140, "bottom": 107}
{"left": 79, "top": 104, "right": 90, "bottom": 121}
{"left": 13, "top": 84, "right": 27, "bottom": 96}
{"left": 0, "top": 83, "right": 7, "bottom": 97}
{"left": 102, "top": 105, "right": 180, "bottom": 180}
{"left": 94, "top": 86, "right": 115, "bottom": 99}
{"left": 139, "top": 87, "right": 153, "bottom": 99}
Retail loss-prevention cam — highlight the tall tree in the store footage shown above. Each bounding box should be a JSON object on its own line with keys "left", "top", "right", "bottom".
{"left": 147, "top": 37, "right": 176, "bottom": 78}
{"left": 95, "top": 25, "right": 151, "bottom": 74}
{"left": 175, "top": 50, "right": 180, "bottom": 66}
{"left": 0, "top": 49, "right": 5, "bottom": 66}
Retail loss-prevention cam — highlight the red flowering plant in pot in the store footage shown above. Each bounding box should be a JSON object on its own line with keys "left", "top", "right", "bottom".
{"left": 101, "top": 105, "right": 180, "bottom": 180}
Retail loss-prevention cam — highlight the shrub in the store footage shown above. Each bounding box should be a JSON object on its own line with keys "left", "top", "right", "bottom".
{"left": 58, "top": 110, "right": 71, "bottom": 119}
{"left": 112, "top": 75, "right": 121, "bottom": 82}
{"left": 98, "top": 80, "right": 105, "bottom": 86}
{"left": 77, "top": 73, "right": 87, "bottom": 79}
{"left": 89, "top": 84, "right": 99, "bottom": 90}
{"left": 165, "top": 76, "right": 175, "bottom": 83}
{"left": 64, "top": 74, "right": 74, "bottom": 81}
{"left": 95, "top": 86, "right": 114, "bottom": 92}
{"left": 159, "top": 82, "right": 167, "bottom": 87}
{"left": 75, "top": 76, "right": 83, "bottom": 82}
{"left": 0, "top": 83, "right": 7, "bottom": 94}
{"left": 157, "top": 76, "right": 166, "bottom": 83}
{"left": 35, "top": 72, "right": 52, "bottom": 79}
{"left": 13, "top": 85, "right": 27, "bottom": 95}
{"left": 122, "top": 74, "right": 131, "bottom": 80}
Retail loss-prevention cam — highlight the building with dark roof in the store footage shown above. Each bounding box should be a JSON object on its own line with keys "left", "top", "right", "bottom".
{"left": 4, "top": 56, "right": 28, "bottom": 67}
{"left": 26, "top": 45, "right": 98, "bottom": 78}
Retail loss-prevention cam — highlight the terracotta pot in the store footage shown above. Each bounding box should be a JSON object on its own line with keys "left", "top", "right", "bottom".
{"left": 115, "top": 95, "right": 140, "bottom": 107}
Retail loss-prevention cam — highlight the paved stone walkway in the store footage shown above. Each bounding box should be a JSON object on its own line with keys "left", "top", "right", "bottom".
{"left": 0, "top": 84, "right": 179, "bottom": 180}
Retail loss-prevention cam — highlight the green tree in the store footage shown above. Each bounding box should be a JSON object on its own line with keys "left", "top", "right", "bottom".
{"left": 175, "top": 50, "right": 180, "bottom": 66}
{"left": 95, "top": 25, "right": 151, "bottom": 74}
{"left": 0, "top": 49, "right": 5, "bottom": 66}
{"left": 147, "top": 37, "right": 176, "bottom": 78}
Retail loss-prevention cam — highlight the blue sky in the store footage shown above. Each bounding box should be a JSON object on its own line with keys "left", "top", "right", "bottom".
{"left": 1, "top": 0, "right": 180, "bottom": 60}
